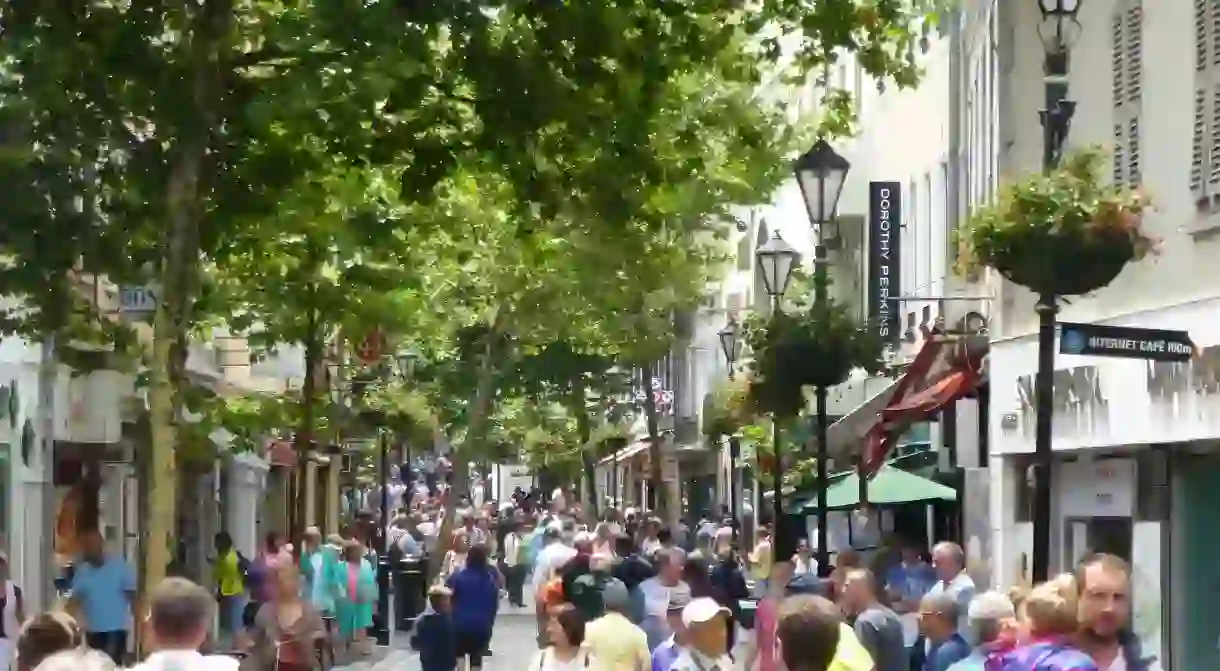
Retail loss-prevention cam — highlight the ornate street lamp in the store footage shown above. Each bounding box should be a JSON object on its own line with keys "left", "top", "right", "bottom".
{"left": 794, "top": 137, "right": 851, "bottom": 577}
{"left": 1031, "top": 0, "right": 1082, "bottom": 585}
{"left": 719, "top": 317, "right": 741, "bottom": 522}
{"left": 794, "top": 139, "right": 851, "bottom": 237}
{"left": 718, "top": 319, "right": 739, "bottom": 379}
{"left": 395, "top": 349, "right": 418, "bottom": 380}
{"left": 756, "top": 232, "right": 799, "bottom": 301}
{"left": 755, "top": 232, "right": 798, "bottom": 557}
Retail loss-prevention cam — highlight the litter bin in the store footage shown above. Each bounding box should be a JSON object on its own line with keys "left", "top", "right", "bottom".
{"left": 396, "top": 556, "right": 428, "bottom": 630}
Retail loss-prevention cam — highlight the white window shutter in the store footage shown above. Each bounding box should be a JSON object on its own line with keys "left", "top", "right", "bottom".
{"left": 1213, "top": 0, "right": 1220, "bottom": 66}
{"left": 1199, "top": 0, "right": 1210, "bottom": 71}
{"left": 1125, "top": 4, "right": 1143, "bottom": 103}
{"left": 1111, "top": 12, "right": 1125, "bottom": 106}
{"left": 1193, "top": 87, "right": 1208, "bottom": 194}
{"left": 1210, "top": 83, "right": 1220, "bottom": 186}
{"left": 1127, "top": 118, "right": 1141, "bottom": 187}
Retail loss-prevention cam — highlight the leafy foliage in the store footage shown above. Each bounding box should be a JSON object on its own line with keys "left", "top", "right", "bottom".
{"left": 702, "top": 376, "right": 758, "bottom": 438}
{"left": 744, "top": 275, "right": 886, "bottom": 418}
{"left": 956, "top": 149, "right": 1155, "bottom": 297}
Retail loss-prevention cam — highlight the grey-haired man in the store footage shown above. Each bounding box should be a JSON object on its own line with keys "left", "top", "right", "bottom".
{"left": 945, "top": 591, "right": 1016, "bottom": 671}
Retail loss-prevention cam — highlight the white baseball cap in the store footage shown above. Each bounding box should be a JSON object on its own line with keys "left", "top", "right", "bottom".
{"left": 682, "top": 597, "right": 730, "bottom": 627}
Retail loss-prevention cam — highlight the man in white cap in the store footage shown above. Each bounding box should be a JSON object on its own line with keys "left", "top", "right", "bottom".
{"left": 669, "top": 597, "right": 732, "bottom": 671}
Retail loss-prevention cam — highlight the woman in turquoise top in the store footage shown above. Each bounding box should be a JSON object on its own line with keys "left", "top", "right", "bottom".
{"left": 330, "top": 540, "right": 377, "bottom": 647}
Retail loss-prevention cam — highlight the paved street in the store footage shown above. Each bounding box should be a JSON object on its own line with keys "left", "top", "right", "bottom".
{"left": 337, "top": 610, "right": 539, "bottom": 671}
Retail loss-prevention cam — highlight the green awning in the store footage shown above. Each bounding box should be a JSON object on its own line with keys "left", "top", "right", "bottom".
{"left": 802, "top": 466, "right": 957, "bottom": 511}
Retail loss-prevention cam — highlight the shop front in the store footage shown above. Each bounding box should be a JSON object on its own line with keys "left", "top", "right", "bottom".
{"left": 987, "top": 296, "right": 1220, "bottom": 671}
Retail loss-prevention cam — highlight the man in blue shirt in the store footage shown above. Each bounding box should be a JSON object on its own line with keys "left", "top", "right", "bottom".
{"left": 918, "top": 593, "right": 971, "bottom": 671}
{"left": 69, "top": 530, "right": 136, "bottom": 664}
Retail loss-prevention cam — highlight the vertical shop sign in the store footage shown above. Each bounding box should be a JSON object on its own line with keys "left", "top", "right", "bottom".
{"left": 868, "top": 182, "right": 902, "bottom": 345}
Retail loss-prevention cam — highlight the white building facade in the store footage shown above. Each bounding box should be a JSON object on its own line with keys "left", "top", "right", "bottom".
{"left": 979, "top": 1, "right": 1220, "bottom": 667}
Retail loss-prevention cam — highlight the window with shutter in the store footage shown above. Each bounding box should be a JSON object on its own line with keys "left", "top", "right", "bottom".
{"left": 1198, "top": 0, "right": 1210, "bottom": 70}
{"left": 1210, "top": 83, "right": 1220, "bottom": 186}
{"left": 1127, "top": 118, "right": 1141, "bottom": 187}
{"left": 1111, "top": 12, "right": 1125, "bottom": 105}
{"left": 1213, "top": 0, "right": 1220, "bottom": 66}
{"left": 1125, "top": 5, "right": 1142, "bottom": 103}
{"left": 1192, "top": 87, "right": 1207, "bottom": 195}
{"left": 1113, "top": 123, "right": 1125, "bottom": 186}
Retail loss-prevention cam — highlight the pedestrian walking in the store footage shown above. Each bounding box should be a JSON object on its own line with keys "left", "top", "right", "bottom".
{"left": 67, "top": 530, "right": 136, "bottom": 665}
{"left": 447, "top": 545, "right": 499, "bottom": 671}
{"left": 412, "top": 585, "right": 456, "bottom": 671}
{"left": 774, "top": 595, "right": 843, "bottom": 671}
{"left": 638, "top": 549, "right": 688, "bottom": 651}
{"left": 945, "top": 591, "right": 1018, "bottom": 671}
{"left": 530, "top": 606, "right": 597, "bottom": 671}
{"left": 440, "top": 531, "right": 471, "bottom": 583}
{"left": 212, "top": 532, "right": 250, "bottom": 651}
{"left": 647, "top": 589, "right": 689, "bottom": 671}
{"left": 249, "top": 566, "right": 324, "bottom": 671}
{"left": 131, "top": 577, "right": 239, "bottom": 671}
{"left": 917, "top": 593, "right": 971, "bottom": 671}
{"left": 14, "top": 613, "right": 86, "bottom": 671}
{"left": 331, "top": 540, "right": 376, "bottom": 656}
{"left": 584, "top": 582, "right": 648, "bottom": 671}
{"left": 839, "top": 569, "right": 906, "bottom": 671}
{"left": 744, "top": 561, "right": 793, "bottom": 671}
{"left": 501, "top": 520, "right": 528, "bottom": 607}
{"left": 667, "top": 598, "right": 732, "bottom": 671}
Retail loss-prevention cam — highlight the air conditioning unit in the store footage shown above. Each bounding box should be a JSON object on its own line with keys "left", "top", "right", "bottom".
{"left": 939, "top": 298, "right": 991, "bottom": 336}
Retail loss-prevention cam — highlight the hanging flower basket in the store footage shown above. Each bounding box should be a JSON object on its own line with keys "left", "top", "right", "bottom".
{"left": 744, "top": 276, "right": 886, "bottom": 418}
{"left": 956, "top": 149, "right": 1155, "bottom": 297}
{"left": 702, "top": 376, "right": 757, "bottom": 438}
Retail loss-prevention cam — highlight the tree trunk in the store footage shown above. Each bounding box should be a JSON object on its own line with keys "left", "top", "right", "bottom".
{"left": 141, "top": 1, "right": 232, "bottom": 653}
{"left": 293, "top": 251, "right": 322, "bottom": 550}
{"left": 641, "top": 361, "right": 668, "bottom": 522}
{"left": 428, "top": 314, "right": 503, "bottom": 578}
{"left": 572, "top": 381, "right": 597, "bottom": 521}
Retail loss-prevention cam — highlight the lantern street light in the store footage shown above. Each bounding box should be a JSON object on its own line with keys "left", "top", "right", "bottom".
{"left": 719, "top": 318, "right": 742, "bottom": 521}
{"left": 718, "top": 319, "right": 739, "bottom": 379}
{"left": 794, "top": 138, "right": 850, "bottom": 577}
{"left": 1031, "top": 0, "right": 1082, "bottom": 584}
{"left": 755, "top": 232, "right": 799, "bottom": 558}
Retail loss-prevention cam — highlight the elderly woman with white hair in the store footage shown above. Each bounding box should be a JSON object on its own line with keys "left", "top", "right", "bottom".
{"left": 944, "top": 591, "right": 1019, "bottom": 671}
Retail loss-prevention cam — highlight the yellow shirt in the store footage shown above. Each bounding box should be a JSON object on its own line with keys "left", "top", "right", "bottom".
{"left": 215, "top": 549, "right": 244, "bottom": 597}
{"left": 584, "top": 612, "right": 650, "bottom": 671}
{"left": 750, "top": 540, "right": 773, "bottom": 580}
{"left": 830, "top": 622, "right": 875, "bottom": 671}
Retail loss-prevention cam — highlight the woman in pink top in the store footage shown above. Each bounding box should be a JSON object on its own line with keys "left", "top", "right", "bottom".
{"left": 747, "top": 561, "right": 794, "bottom": 671}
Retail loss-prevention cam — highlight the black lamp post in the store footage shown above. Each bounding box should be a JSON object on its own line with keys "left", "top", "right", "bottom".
{"left": 718, "top": 319, "right": 741, "bottom": 521}
{"left": 1032, "top": 0, "right": 1082, "bottom": 584}
{"left": 755, "top": 231, "right": 799, "bottom": 559}
{"left": 394, "top": 350, "right": 418, "bottom": 476}
{"left": 794, "top": 138, "right": 850, "bottom": 578}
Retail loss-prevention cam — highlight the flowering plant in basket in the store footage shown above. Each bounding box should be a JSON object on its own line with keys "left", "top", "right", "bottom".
{"left": 955, "top": 149, "right": 1155, "bottom": 297}
{"left": 743, "top": 275, "right": 887, "bottom": 419}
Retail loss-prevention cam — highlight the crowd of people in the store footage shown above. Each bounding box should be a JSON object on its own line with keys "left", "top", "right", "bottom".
{"left": 0, "top": 475, "right": 1159, "bottom": 671}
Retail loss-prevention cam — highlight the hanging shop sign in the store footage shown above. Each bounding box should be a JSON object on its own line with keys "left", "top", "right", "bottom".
{"left": 1059, "top": 322, "right": 1195, "bottom": 363}
{"left": 868, "top": 182, "right": 901, "bottom": 347}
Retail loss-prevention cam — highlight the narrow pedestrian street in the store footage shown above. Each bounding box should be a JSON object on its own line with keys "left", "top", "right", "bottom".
{"left": 337, "top": 612, "right": 538, "bottom": 671}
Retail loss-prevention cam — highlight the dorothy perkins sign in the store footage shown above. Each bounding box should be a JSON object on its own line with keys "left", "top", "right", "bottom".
{"left": 1060, "top": 322, "right": 1195, "bottom": 363}
{"left": 868, "top": 181, "right": 901, "bottom": 345}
